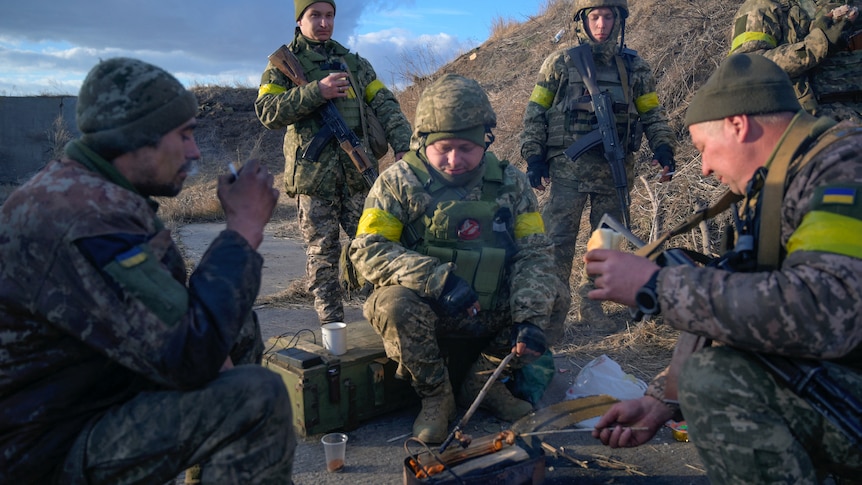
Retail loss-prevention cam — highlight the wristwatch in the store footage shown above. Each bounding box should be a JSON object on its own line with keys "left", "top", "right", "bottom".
{"left": 635, "top": 270, "right": 661, "bottom": 316}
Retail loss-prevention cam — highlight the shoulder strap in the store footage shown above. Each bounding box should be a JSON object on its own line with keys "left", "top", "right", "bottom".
{"left": 757, "top": 112, "right": 835, "bottom": 269}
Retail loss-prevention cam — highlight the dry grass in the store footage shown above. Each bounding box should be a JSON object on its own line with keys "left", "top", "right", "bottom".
{"left": 4, "top": 0, "right": 742, "bottom": 376}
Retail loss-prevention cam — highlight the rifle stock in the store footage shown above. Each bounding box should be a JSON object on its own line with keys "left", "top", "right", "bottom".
{"left": 267, "top": 45, "right": 378, "bottom": 188}
{"left": 566, "top": 44, "right": 631, "bottom": 227}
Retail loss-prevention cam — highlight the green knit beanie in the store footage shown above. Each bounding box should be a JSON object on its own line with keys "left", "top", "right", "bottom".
{"left": 684, "top": 53, "right": 801, "bottom": 127}
{"left": 426, "top": 126, "right": 487, "bottom": 147}
{"left": 295, "top": 0, "right": 336, "bottom": 20}
{"left": 76, "top": 57, "right": 197, "bottom": 159}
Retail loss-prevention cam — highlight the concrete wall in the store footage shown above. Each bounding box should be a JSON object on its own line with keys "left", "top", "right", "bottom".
{"left": 0, "top": 96, "right": 79, "bottom": 184}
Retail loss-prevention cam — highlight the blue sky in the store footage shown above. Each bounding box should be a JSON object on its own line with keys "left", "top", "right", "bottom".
{"left": 0, "top": 0, "right": 540, "bottom": 96}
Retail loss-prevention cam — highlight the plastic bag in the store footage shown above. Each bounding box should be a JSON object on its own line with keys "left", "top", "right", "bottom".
{"left": 566, "top": 354, "right": 647, "bottom": 401}
{"left": 565, "top": 354, "right": 647, "bottom": 427}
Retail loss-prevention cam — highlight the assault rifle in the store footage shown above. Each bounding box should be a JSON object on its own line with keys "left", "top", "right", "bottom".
{"left": 268, "top": 45, "right": 378, "bottom": 188}
{"left": 599, "top": 211, "right": 862, "bottom": 450}
{"left": 564, "top": 44, "right": 631, "bottom": 228}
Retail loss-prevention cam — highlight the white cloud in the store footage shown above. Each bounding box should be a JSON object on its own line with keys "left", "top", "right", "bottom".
{"left": 0, "top": 0, "right": 488, "bottom": 96}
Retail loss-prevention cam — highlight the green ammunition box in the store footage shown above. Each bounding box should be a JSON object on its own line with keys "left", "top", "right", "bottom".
{"left": 263, "top": 320, "right": 418, "bottom": 437}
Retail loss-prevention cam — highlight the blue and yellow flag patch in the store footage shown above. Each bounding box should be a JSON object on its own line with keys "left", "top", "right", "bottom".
{"left": 115, "top": 246, "right": 148, "bottom": 268}
{"left": 821, "top": 187, "right": 856, "bottom": 205}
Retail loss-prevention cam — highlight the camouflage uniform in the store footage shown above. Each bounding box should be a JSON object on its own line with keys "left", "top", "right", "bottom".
{"left": 730, "top": 0, "right": 862, "bottom": 122}
{"left": 256, "top": 32, "right": 412, "bottom": 324}
{"left": 351, "top": 154, "right": 568, "bottom": 391}
{"left": 0, "top": 142, "right": 296, "bottom": 484}
{"left": 349, "top": 75, "right": 568, "bottom": 442}
{"left": 520, "top": 1, "right": 676, "bottom": 322}
{"left": 648, "top": 118, "right": 862, "bottom": 483}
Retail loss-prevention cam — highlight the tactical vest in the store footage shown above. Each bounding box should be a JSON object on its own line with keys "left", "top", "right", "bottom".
{"left": 401, "top": 152, "right": 515, "bottom": 309}
{"left": 546, "top": 49, "right": 640, "bottom": 152}
{"left": 292, "top": 42, "right": 363, "bottom": 133}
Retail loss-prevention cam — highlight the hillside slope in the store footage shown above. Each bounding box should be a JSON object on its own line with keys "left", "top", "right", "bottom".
{"left": 186, "top": 0, "right": 739, "bottom": 250}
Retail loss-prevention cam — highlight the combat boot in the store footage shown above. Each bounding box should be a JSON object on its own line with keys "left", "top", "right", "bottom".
{"left": 458, "top": 355, "right": 533, "bottom": 422}
{"left": 413, "top": 375, "right": 456, "bottom": 444}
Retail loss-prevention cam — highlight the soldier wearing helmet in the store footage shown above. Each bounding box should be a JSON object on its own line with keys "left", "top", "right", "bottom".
{"left": 349, "top": 74, "right": 569, "bottom": 444}
{"left": 728, "top": 0, "right": 862, "bottom": 122}
{"left": 519, "top": 0, "right": 677, "bottom": 330}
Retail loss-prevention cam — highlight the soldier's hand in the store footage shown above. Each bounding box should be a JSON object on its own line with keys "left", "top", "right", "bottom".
{"left": 592, "top": 396, "right": 670, "bottom": 448}
{"left": 218, "top": 159, "right": 280, "bottom": 249}
{"left": 510, "top": 323, "right": 546, "bottom": 362}
{"left": 525, "top": 154, "right": 550, "bottom": 191}
{"left": 651, "top": 144, "right": 675, "bottom": 183}
{"left": 319, "top": 72, "right": 351, "bottom": 100}
{"left": 585, "top": 249, "right": 659, "bottom": 307}
{"left": 812, "top": 14, "right": 851, "bottom": 52}
{"left": 438, "top": 274, "right": 479, "bottom": 317}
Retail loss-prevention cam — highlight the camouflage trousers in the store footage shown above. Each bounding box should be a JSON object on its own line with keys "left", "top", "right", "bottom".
{"left": 679, "top": 346, "right": 862, "bottom": 484}
{"left": 59, "top": 313, "right": 296, "bottom": 484}
{"left": 297, "top": 191, "right": 366, "bottom": 324}
{"left": 542, "top": 174, "right": 626, "bottom": 308}
{"left": 364, "top": 285, "right": 567, "bottom": 396}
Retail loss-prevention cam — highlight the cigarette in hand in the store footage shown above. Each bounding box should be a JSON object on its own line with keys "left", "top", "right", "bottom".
{"left": 228, "top": 162, "right": 239, "bottom": 180}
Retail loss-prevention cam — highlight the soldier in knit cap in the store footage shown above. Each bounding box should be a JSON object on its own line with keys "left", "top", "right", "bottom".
{"left": 588, "top": 54, "right": 862, "bottom": 484}
{"left": 256, "top": 0, "right": 412, "bottom": 326}
{"left": 0, "top": 57, "right": 295, "bottom": 484}
{"left": 349, "top": 74, "right": 569, "bottom": 444}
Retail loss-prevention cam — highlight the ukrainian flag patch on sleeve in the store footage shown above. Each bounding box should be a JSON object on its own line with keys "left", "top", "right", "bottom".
{"left": 115, "top": 246, "right": 148, "bottom": 268}
{"left": 810, "top": 184, "right": 862, "bottom": 222}
{"left": 821, "top": 187, "right": 856, "bottom": 205}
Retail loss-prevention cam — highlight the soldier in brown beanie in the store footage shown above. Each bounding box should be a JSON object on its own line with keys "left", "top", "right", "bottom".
{"left": 0, "top": 57, "right": 295, "bottom": 484}
{"left": 588, "top": 54, "right": 862, "bottom": 483}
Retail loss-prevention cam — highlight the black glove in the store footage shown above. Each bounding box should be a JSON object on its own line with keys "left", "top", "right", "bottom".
{"left": 510, "top": 322, "right": 547, "bottom": 356}
{"left": 812, "top": 14, "right": 850, "bottom": 52}
{"left": 653, "top": 144, "right": 675, "bottom": 180}
{"left": 525, "top": 154, "right": 549, "bottom": 189}
{"left": 438, "top": 274, "right": 478, "bottom": 316}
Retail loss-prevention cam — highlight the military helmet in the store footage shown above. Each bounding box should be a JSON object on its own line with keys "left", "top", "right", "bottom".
{"left": 573, "top": 0, "right": 629, "bottom": 19}
{"left": 413, "top": 74, "right": 497, "bottom": 137}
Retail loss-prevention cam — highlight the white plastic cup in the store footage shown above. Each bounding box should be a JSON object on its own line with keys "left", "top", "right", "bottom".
{"left": 321, "top": 322, "right": 347, "bottom": 355}
{"left": 321, "top": 432, "right": 348, "bottom": 472}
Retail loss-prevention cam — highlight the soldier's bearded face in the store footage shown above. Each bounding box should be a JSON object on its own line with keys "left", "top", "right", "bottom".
{"left": 425, "top": 138, "right": 485, "bottom": 176}
{"left": 298, "top": 3, "right": 335, "bottom": 42}
{"left": 586, "top": 8, "right": 615, "bottom": 42}
{"left": 118, "top": 118, "right": 201, "bottom": 197}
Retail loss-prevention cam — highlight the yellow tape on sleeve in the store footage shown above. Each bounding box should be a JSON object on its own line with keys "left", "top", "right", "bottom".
{"left": 356, "top": 208, "right": 404, "bottom": 242}
{"left": 529, "top": 85, "right": 555, "bottom": 109}
{"left": 787, "top": 210, "right": 862, "bottom": 259}
{"left": 514, "top": 211, "right": 546, "bottom": 239}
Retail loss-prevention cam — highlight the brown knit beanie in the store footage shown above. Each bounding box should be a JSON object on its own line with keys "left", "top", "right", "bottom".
{"left": 295, "top": 0, "right": 336, "bottom": 20}
{"left": 684, "top": 53, "right": 801, "bottom": 127}
{"left": 76, "top": 57, "right": 197, "bottom": 159}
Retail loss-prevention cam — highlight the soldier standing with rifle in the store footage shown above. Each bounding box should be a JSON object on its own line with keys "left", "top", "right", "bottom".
{"left": 256, "top": 0, "right": 412, "bottom": 325}
{"left": 729, "top": 0, "right": 862, "bottom": 123}
{"left": 519, "top": 0, "right": 676, "bottom": 330}
{"left": 588, "top": 54, "right": 862, "bottom": 484}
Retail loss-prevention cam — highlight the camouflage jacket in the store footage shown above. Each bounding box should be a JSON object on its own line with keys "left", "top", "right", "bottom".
{"left": 519, "top": 40, "right": 675, "bottom": 192}
{"left": 0, "top": 141, "right": 263, "bottom": 483}
{"left": 348, "top": 153, "right": 561, "bottom": 331}
{"left": 255, "top": 33, "right": 412, "bottom": 199}
{"left": 730, "top": 0, "right": 862, "bottom": 117}
{"left": 648, "top": 118, "right": 862, "bottom": 403}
